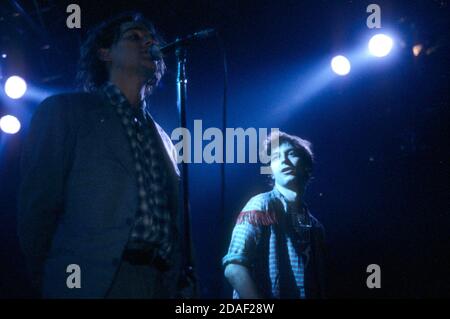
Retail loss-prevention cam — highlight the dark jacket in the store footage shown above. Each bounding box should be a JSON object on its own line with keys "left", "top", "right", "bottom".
{"left": 17, "top": 91, "right": 189, "bottom": 298}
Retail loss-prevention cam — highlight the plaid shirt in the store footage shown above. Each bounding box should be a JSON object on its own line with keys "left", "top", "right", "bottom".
{"left": 223, "top": 187, "right": 324, "bottom": 299}
{"left": 102, "top": 83, "right": 179, "bottom": 175}
{"left": 102, "top": 83, "right": 179, "bottom": 256}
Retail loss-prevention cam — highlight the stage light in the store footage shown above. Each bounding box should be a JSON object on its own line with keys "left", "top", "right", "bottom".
{"left": 368, "top": 34, "right": 393, "bottom": 57}
{"left": 412, "top": 44, "right": 423, "bottom": 56}
{"left": 331, "top": 55, "right": 351, "bottom": 76}
{"left": 4, "top": 75, "right": 27, "bottom": 99}
{"left": 0, "top": 115, "right": 21, "bottom": 134}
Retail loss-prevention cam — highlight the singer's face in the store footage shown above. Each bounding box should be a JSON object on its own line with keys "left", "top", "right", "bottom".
{"left": 109, "top": 22, "right": 157, "bottom": 79}
{"left": 270, "top": 142, "right": 303, "bottom": 191}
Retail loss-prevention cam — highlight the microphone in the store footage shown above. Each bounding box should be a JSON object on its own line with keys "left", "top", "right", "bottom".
{"left": 149, "top": 28, "right": 216, "bottom": 60}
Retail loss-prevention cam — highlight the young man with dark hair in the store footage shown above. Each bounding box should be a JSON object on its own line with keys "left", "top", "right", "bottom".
{"left": 223, "top": 131, "right": 326, "bottom": 299}
{"left": 18, "top": 13, "right": 196, "bottom": 298}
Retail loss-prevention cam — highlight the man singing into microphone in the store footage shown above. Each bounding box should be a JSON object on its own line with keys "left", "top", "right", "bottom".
{"left": 223, "top": 131, "right": 327, "bottom": 299}
{"left": 18, "top": 12, "right": 196, "bottom": 298}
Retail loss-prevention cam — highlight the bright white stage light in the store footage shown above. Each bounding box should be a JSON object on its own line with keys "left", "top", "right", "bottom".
{"left": 4, "top": 76, "right": 27, "bottom": 99}
{"left": 368, "top": 34, "right": 393, "bottom": 57}
{"left": 331, "top": 55, "right": 351, "bottom": 76}
{"left": 0, "top": 115, "right": 21, "bottom": 134}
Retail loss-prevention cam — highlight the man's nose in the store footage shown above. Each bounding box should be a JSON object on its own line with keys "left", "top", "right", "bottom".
{"left": 143, "top": 36, "right": 155, "bottom": 48}
{"left": 280, "top": 154, "right": 291, "bottom": 164}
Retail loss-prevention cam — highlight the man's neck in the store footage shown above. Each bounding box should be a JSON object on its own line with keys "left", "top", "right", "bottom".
{"left": 275, "top": 183, "right": 302, "bottom": 203}
{"left": 109, "top": 70, "right": 145, "bottom": 107}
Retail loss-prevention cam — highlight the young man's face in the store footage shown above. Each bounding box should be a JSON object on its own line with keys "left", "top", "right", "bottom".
{"left": 270, "top": 142, "right": 303, "bottom": 190}
{"left": 108, "top": 22, "right": 158, "bottom": 80}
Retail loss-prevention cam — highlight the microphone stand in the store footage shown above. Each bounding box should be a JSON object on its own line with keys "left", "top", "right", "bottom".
{"left": 175, "top": 44, "right": 197, "bottom": 296}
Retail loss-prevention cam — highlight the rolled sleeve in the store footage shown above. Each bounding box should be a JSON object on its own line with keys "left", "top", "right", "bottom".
{"left": 222, "top": 221, "right": 260, "bottom": 268}
{"left": 223, "top": 193, "right": 269, "bottom": 269}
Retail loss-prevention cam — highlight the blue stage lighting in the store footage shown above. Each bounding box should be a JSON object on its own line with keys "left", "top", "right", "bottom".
{"left": 4, "top": 75, "right": 27, "bottom": 99}
{"left": 368, "top": 34, "right": 393, "bottom": 57}
{"left": 0, "top": 115, "right": 21, "bottom": 134}
{"left": 331, "top": 55, "right": 351, "bottom": 76}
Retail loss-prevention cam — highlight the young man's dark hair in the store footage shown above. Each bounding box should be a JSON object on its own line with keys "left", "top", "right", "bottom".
{"left": 18, "top": 12, "right": 196, "bottom": 299}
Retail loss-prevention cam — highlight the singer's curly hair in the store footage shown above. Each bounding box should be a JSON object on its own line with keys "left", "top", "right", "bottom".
{"left": 76, "top": 12, "right": 166, "bottom": 94}
{"left": 263, "top": 131, "right": 314, "bottom": 184}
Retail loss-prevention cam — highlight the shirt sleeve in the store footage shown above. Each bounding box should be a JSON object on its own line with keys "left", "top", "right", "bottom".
{"left": 222, "top": 194, "right": 267, "bottom": 269}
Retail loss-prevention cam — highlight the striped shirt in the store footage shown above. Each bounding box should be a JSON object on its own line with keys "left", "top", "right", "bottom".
{"left": 223, "top": 187, "right": 324, "bottom": 299}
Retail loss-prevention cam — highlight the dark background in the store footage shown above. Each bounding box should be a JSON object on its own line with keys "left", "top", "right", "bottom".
{"left": 0, "top": 0, "right": 448, "bottom": 298}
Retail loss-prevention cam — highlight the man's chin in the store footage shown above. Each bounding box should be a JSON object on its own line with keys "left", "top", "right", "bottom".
{"left": 140, "top": 60, "right": 157, "bottom": 72}
{"left": 276, "top": 178, "right": 297, "bottom": 187}
{"left": 141, "top": 69, "right": 158, "bottom": 85}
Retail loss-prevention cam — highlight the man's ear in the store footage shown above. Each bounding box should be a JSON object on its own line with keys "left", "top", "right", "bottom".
{"left": 98, "top": 48, "right": 112, "bottom": 62}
